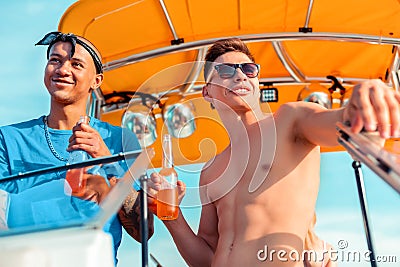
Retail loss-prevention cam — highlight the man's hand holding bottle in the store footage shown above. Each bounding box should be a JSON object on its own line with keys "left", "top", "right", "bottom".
{"left": 147, "top": 173, "right": 186, "bottom": 219}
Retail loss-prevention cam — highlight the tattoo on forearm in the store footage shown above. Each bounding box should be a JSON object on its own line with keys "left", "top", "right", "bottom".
{"left": 123, "top": 189, "right": 138, "bottom": 214}
{"left": 119, "top": 189, "right": 154, "bottom": 242}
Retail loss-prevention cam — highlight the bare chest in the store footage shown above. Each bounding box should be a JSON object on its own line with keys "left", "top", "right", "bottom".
{"left": 207, "top": 138, "right": 275, "bottom": 203}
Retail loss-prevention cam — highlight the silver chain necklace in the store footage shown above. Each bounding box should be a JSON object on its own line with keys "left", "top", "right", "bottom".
{"left": 43, "top": 116, "right": 68, "bottom": 162}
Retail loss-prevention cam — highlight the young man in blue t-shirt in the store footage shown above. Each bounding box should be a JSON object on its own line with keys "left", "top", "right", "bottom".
{"left": 0, "top": 32, "right": 153, "bottom": 264}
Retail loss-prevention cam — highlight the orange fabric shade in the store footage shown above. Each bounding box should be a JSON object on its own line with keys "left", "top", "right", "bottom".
{"left": 59, "top": 0, "right": 400, "bottom": 166}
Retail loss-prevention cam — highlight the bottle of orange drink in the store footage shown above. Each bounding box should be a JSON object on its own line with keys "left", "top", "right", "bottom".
{"left": 157, "top": 134, "right": 178, "bottom": 220}
{"left": 65, "top": 116, "right": 89, "bottom": 197}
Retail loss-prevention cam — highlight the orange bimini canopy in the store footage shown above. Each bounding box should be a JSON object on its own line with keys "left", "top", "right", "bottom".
{"left": 59, "top": 0, "right": 400, "bottom": 167}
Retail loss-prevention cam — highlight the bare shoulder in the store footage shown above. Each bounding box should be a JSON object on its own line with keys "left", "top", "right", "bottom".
{"left": 273, "top": 102, "right": 297, "bottom": 125}
{"left": 270, "top": 102, "right": 300, "bottom": 135}
{"left": 199, "top": 145, "right": 231, "bottom": 184}
{"left": 275, "top": 101, "right": 320, "bottom": 118}
{"left": 275, "top": 101, "right": 298, "bottom": 113}
{"left": 199, "top": 160, "right": 212, "bottom": 186}
{"left": 198, "top": 157, "right": 218, "bottom": 204}
{"left": 200, "top": 154, "right": 222, "bottom": 186}
{"left": 274, "top": 102, "right": 326, "bottom": 128}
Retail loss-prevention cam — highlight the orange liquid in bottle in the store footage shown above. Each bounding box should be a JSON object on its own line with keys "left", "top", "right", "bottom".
{"left": 148, "top": 198, "right": 158, "bottom": 213}
{"left": 157, "top": 134, "right": 178, "bottom": 220}
{"left": 65, "top": 116, "right": 89, "bottom": 197}
{"left": 157, "top": 188, "right": 178, "bottom": 220}
{"left": 65, "top": 168, "right": 86, "bottom": 197}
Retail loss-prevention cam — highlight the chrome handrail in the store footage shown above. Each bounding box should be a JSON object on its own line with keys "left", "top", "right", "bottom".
{"left": 336, "top": 122, "right": 400, "bottom": 194}
{"left": 336, "top": 122, "right": 400, "bottom": 267}
{"left": 102, "top": 32, "right": 400, "bottom": 72}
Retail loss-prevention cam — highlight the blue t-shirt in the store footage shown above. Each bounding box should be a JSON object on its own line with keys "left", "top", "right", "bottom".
{"left": 0, "top": 115, "right": 141, "bottom": 264}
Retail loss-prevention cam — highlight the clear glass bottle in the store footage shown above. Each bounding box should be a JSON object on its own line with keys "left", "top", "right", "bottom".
{"left": 157, "top": 134, "right": 178, "bottom": 220}
{"left": 65, "top": 116, "right": 89, "bottom": 196}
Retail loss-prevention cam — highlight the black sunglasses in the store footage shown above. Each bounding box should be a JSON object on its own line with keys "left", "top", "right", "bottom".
{"left": 214, "top": 63, "right": 260, "bottom": 79}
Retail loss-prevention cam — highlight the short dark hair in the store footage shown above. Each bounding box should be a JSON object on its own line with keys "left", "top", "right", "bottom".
{"left": 203, "top": 38, "right": 255, "bottom": 81}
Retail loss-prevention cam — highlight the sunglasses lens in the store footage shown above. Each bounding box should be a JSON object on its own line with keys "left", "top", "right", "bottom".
{"left": 215, "top": 63, "right": 259, "bottom": 78}
{"left": 242, "top": 63, "right": 259, "bottom": 78}
{"left": 216, "top": 64, "right": 236, "bottom": 78}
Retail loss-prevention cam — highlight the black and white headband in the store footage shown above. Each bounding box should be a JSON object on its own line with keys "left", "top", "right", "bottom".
{"left": 35, "top": 31, "right": 103, "bottom": 74}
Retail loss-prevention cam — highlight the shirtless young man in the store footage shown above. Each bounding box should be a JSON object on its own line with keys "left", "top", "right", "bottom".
{"left": 147, "top": 38, "right": 400, "bottom": 266}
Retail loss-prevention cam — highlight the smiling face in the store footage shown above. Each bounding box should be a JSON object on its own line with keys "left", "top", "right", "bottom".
{"left": 44, "top": 41, "right": 103, "bottom": 106}
{"left": 203, "top": 51, "right": 261, "bottom": 113}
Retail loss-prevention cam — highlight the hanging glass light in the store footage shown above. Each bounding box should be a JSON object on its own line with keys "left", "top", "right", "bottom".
{"left": 162, "top": 94, "right": 196, "bottom": 139}
{"left": 297, "top": 82, "right": 332, "bottom": 109}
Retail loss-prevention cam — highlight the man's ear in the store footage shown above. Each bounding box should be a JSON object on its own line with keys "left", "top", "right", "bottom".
{"left": 202, "top": 84, "right": 215, "bottom": 109}
{"left": 92, "top": 73, "right": 104, "bottom": 89}
{"left": 202, "top": 84, "right": 212, "bottom": 103}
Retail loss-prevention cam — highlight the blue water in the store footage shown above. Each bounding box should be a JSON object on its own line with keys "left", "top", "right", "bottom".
{"left": 117, "top": 152, "right": 400, "bottom": 267}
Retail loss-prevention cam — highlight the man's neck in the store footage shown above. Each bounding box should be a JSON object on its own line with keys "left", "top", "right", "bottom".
{"left": 47, "top": 103, "right": 88, "bottom": 130}
{"left": 218, "top": 107, "right": 266, "bottom": 144}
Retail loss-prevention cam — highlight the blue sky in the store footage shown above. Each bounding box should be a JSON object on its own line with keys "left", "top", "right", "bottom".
{"left": 0, "top": 1, "right": 76, "bottom": 127}
{"left": 0, "top": 3, "right": 200, "bottom": 266}
{"left": 0, "top": 2, "right": 398, "bottom": 267}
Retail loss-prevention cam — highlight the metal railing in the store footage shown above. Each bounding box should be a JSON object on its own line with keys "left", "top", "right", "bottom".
{"left": 337, "top": 122, "right": 400, "bottom": 267}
